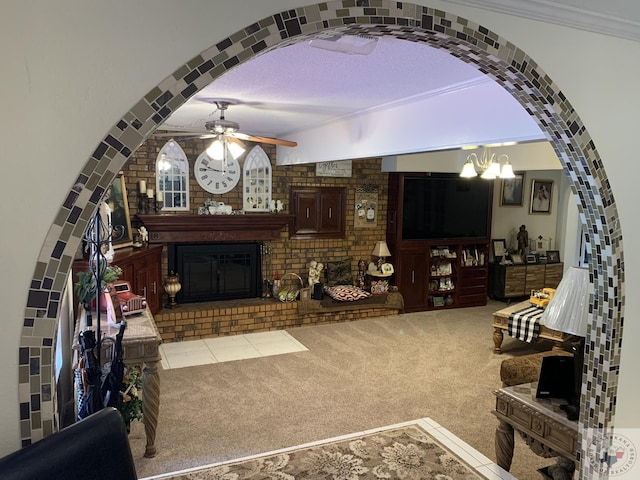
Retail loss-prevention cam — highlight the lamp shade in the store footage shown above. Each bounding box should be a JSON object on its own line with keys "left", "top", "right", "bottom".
{"left": 541, "top": 266, "right": 590, "bottom": 336}
{"left": 371, "top": 241, "right": 391, "bottom": 258}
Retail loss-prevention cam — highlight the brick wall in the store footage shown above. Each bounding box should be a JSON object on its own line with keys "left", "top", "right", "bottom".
{"left": 119, "top": 137, "right": 396, "bottom": 341}
{"left": 124, "top": 137, "right": 389, "bottom": 285}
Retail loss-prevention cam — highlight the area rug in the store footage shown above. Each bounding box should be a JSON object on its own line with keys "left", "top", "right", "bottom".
{"left": 149, "top": 422, "right": 486, "bottom": 480}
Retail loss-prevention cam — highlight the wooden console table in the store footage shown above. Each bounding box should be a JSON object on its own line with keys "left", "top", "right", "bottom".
{"left": 492, "top": 300, "right": 571, "bottom": 354}
{"left": 73, "top": 307, "right": 162, "bottom": 457}
{"left": 493, "top": 382, "right": 578, "bottom": 471}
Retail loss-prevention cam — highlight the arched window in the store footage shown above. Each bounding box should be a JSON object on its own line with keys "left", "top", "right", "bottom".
{"left": 156, "top": 139, "right": 189, "bottom": 211}
{"left": 243, "top": 145, "right": 272, "bottom": 212}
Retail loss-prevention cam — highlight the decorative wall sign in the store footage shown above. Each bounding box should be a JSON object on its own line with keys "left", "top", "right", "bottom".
{"left": 354, "top": 185, "right": 378, "bottom": 229}
{"left": 316, "top": 160, "right": 352, "bottom": 177}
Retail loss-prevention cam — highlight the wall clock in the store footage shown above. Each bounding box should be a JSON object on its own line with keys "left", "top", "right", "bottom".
{"left": 194, "top": 151, "right": 240, "bottom": 194}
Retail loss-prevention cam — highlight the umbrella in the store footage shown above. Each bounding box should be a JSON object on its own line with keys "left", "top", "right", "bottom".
{"left": 77, "top": 330, "right": 103, "bottom": 420}
{"left": 100, "top": 321, "right": 127, "bottom": 410}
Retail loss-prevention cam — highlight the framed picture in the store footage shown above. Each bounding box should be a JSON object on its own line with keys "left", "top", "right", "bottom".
{"left": 530, "top": 179, "right": 553, "bottom": 214}
{"left": 510, "top": 253, "right": 524, "bottom": 265}
{"left": 500, "top": 172, "right": 525, "bottom": 206}
{"left": 526, "top": 254, "right": 537, "bottom": 264}
{"left": 105, "top": 173, "right": 133, "bottom": 248}
{"left": 546, "top": 250, "right": 560, "bottom": 263}
{"left": 492, "top": 238, "right": 506, "bottom": 261}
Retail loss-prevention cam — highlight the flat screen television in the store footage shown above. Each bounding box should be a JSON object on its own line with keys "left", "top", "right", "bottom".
{"left": 401, "top": 174, "right": 492, "bottom": 240}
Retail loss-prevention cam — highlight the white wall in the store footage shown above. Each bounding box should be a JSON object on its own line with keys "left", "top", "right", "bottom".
{"left": 1, "top": 0, "right": 639, "bottom": 456}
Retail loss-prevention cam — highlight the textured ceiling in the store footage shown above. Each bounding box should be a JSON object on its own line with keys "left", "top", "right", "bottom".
{"left": 160, "top": 37, "right": 490, "bottom": 142}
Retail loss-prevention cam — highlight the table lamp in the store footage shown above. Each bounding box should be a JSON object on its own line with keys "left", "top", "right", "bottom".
{"left": 540, "top": 266, "right": 590, "bottom": 420}
{"left": 371, "top": 241, "right": 391, "bottom": 271}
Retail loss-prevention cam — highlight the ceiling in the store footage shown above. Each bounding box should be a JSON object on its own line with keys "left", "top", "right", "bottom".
{"left": 158, "top": 1, "right": 639, "bottom": 164}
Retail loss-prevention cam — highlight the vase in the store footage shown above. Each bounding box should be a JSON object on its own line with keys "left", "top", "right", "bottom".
{"left": 163, "top": 272, "right": 182, "bottom": 308}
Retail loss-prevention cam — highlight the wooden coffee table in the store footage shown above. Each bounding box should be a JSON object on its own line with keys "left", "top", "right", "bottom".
{"left": 492, "top": 300, "right": 571, "bottom": 354}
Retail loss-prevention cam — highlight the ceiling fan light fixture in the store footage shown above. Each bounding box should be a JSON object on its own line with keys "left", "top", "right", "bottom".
{"left": 206, "top": 137, "right": 225, "bottom": 160}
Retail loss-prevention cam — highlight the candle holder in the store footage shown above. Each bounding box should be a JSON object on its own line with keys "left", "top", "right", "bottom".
{"left": 155, "top": 200, "right": 163, "bottom": 213}
{"left": 138, "top": 195, "right": 148, "bottom": 215}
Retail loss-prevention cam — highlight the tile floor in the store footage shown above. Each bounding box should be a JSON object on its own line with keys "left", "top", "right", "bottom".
{"left": 159, "top": 330, "right": 308, "bottom": 370}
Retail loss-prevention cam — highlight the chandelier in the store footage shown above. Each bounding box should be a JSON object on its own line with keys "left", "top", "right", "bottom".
{"left": 459, "top": 147, "right": 515, "bottom": 179}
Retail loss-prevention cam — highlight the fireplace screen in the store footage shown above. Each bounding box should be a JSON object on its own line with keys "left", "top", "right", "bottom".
{"left": 169, "top": 243, "right": 262, "bottom": 303}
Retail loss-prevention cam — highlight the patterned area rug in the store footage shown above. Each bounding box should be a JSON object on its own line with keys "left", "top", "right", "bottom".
{"left": 157, "top": 424, "right": 485, "bottom": 480}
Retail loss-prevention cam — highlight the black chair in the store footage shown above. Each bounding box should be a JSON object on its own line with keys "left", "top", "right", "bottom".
{"left": 0, "top": 407, "right": 137, "bottom": 480}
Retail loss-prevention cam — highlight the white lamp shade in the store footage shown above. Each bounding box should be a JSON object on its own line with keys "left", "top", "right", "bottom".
{"left": 541, "top": 266, "right": 590, "bottom": 336}
{"left": 460, "top": 160, "right": 478, "bottom": 178}
{"left": 372, "top": 241, "right": 391, "bottom": 258}
{"left": 500, "top": 162, "right": 515, "bottom": 178}
{"left": 227, "top": 140, "right": 245, "bottom": 159}
{"left": 206, "top": 138, "right": 225, "bottom": 160}
{"left": 481, "top": 161, "right": 501, "bottom": 179}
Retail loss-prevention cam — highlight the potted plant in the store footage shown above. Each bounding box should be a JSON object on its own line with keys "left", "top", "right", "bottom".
{"left": 75, "top": 260, "right": 122, "bottom": 315}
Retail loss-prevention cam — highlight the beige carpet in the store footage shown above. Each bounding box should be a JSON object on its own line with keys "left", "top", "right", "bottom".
{"left": 129, "top": 300, "right": 556, "bottom": 480}
{"left": 148, "top": 422, "right": 486, "bottom": 480}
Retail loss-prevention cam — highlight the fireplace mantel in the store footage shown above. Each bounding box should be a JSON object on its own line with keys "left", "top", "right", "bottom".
{"left": 137, "top": 214, "right": 293, "bottom": 243}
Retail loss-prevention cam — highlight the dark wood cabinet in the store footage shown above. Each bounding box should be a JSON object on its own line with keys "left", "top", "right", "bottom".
{"left": 489, "top": 263, "right": 563, "bottom": 300}
{"left": 396, "top": 249, "right": 427, "bottom": 311}
{"left": 289, "top": 186, "right": 346, "bottom": 239}
{"left": 386, "top": 173, "right": 491, "bottom": 312}
{"left": 72, "top": 245, "right": 164, "bottom": 315}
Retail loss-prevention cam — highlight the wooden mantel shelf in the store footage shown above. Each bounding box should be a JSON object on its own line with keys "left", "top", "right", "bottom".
{"left": 137, "top": 214, "right": 294, "bottom": 243}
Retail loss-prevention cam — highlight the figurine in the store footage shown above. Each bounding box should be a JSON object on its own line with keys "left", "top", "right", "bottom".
{"left": 517, "top": 224, "right": 529, "bottom": 255}
{"left": 308, "top": 261, "right": 324, "bottom": 287}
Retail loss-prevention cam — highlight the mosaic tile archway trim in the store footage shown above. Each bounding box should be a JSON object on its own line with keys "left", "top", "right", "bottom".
{"left": 20, "top": 2, "right": 622, "bottom": 477}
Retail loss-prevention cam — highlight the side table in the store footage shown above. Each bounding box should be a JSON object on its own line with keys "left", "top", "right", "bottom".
{"left": 493, "top": 382, "right": 578, "bottom": 472}
{"left": 74, "top": 307, "right": 163, "bottom": 457}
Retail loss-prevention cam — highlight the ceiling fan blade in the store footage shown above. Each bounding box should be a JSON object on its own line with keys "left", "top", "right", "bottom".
{"left": 152, "top": 131, "right": 215, "bottom": 139}
{"left": 232, "top": 132, "right": 297, "bottom": 147}
{"left": 227, "top": 136, "right": 246, "bottom": 149}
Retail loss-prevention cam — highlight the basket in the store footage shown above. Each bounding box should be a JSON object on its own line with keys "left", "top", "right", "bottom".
{"left": 276, "top": 273, "right": 303, "bottom": 302}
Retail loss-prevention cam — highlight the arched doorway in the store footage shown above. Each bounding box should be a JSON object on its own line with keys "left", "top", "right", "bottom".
{"left": 19, "top": 3, "right": 621, "bottom": 477}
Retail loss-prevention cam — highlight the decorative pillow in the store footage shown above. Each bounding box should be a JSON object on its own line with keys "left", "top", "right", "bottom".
{"left": 325, "top": 258, "right": 353, "bottom": 286}
{"left": 323, "top": 285, "right": 371, "bottom": 302}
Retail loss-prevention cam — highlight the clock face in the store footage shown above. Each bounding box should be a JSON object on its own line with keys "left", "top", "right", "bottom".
{"left": 194, "top": 151, "right": 240, "bottom": 194}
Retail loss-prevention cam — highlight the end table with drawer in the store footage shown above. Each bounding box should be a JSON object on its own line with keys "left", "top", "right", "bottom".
{"left": 493, "top": 382, "right": 578, "bottom": 472}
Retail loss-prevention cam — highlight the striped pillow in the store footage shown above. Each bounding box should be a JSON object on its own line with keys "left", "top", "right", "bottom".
{"left": 323, "top": 285, "right": 371, "bottom": 302}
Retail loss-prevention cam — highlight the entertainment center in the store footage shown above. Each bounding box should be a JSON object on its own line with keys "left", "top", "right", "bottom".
{"left": 386, "top": 173, "right": 493, "bottom": 312}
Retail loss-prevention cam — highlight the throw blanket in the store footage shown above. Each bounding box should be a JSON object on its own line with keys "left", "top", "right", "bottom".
{"left": 508, "top": 305, "right": 544, "bottom": 342}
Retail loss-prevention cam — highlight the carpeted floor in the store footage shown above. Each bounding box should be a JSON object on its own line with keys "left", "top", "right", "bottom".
{"left": 148, "top": 419, "right": 490, "bottom": 480}
{"left": 129, "top": 300, "right": 557, "bottom": 480}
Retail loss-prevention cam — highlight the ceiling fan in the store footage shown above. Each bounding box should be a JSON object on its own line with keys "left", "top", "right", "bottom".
{"left": 153, "top": 100, "right": 297, "bottom": 148}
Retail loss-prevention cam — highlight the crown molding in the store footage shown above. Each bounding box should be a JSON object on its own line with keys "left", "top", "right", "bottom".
{"left": 444, "top": 0, "right": 640, "bottom": 43}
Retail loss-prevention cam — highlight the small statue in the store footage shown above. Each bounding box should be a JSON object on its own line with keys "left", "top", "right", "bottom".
{"left": 308, "top": 261, "right": 320, "bottom": 287}
{"left": 517, "top": 224, "right": 528, "bottom": 255}
{"left": 138, "top": 226, "right": 149, "bottom": 244}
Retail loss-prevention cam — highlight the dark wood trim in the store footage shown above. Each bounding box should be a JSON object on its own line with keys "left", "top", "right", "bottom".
{"left": 137, "top": 214, "right": 294, "bottom": 243}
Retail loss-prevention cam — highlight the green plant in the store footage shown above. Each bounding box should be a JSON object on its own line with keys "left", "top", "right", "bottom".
{"left": 74, "top": 261, "right": 122, "bottom": 306}
{"left": 120, "top": 366, "right": 144, "bottom": 432}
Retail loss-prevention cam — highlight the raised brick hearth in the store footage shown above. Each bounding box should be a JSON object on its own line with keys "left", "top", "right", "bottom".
{"left": 154, "top": 298, "right": 401, "bottom": 343}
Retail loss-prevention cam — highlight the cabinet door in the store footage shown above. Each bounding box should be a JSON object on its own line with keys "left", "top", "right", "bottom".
{"left": 544, "top": 263, "right": 563, "bottom": 288}
{"left": 525, "top": 265, "right": 546, "bottom": 292}
{"left": 290, "top": 187, "right": 346, "bottom": 239}
{"left": 319, "top": 192, "right": 342, "bottom": 234}
{"left": 504, "top": 265, "right": 526, "bottom": 297}
{"left": 293, "top": 192, "right": 318, "bottom": 235}
{"left": 397, "top": 250, "right": 426, "bottom": 311}
{"left": 136, "top": 260, "right": 162, "bottom": 314}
